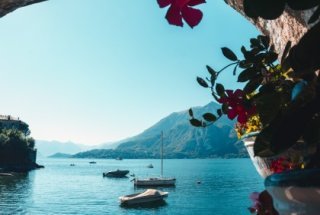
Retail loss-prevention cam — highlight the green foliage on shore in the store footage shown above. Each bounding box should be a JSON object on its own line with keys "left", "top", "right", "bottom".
{"left": 0, "top": 128, "right": 35, "bottom": 165}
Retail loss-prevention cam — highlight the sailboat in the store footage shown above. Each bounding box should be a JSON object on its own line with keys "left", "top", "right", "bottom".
{"left": 134, "top": 131, "right": 176, "bottom": 186}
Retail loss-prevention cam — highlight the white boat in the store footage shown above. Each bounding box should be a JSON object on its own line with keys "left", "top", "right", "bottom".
{"left": 134, "top": 177, "right": 176, "bottom": 186}
{"left": 119, "top": 189, "right": 168, "bottom": 206}
{"left": 134, "top": 131, "right": 176, "bottom": 187}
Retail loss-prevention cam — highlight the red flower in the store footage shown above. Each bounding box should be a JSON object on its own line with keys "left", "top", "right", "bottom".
{"left": 218, "top": 89, "right": 255, "bottom": 124}
{"left": 157, "top": 0, "right": 206, "bottom": 28}
{"left": 270, "top": 157, "right": 293, "bottom": 173}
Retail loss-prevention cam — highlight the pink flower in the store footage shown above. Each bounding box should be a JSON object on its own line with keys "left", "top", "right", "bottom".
{"left": 157, "top": 0, "right": 206, "bottom": 28}
{"left": 218, "top": 89, "right": 256, "bottom": 124}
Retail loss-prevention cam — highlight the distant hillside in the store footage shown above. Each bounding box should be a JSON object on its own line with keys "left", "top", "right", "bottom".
{"left": 36, "top": 140, "right": 89, "bottom": 157}
{"left": 48, "top": 153, "right": 72, "bottom": 158}
{"left": 73, "top": 102, "right": 248, "bottom": 159}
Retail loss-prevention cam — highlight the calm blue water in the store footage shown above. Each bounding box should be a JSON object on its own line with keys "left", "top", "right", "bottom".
{"left": 0, "top": 159, "right": 264, "bottom": 215}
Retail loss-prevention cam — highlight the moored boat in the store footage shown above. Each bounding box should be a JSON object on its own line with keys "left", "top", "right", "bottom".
{"left": 119, "top": 189, "right": 168, "bottom": 206}
{"left": 134, "top": 177, "right": 176, "bottom": 186}
{"left": 103, "top": 169, "right": 129, "bottom": 178}
{"left": 134, "top": 131, "right": 176, "bottom": 187}
{"left": 147, "top": 164, "right": 154, "bottom": 168}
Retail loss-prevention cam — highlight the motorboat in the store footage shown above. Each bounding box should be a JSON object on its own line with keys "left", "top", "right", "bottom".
{"left": 89, "top": 161, "right": 96, "bottom": 164}
{"left": 103, "top": 169, "right": 129, "bottom": 178}
{"left": 147, "top": 164, "right": 154, "bottom": 168}
{"left": 119, "top": 189, "right": 168, "bottom": 206}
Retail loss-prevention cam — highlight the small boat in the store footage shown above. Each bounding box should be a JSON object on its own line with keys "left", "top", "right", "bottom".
{"left": 119, "top": 189, "right": 168, "bottom": 206}
{"left": 134, "top": 177, "right": 176, "bottom": 186}
{"left": 89, "top": 161, "right": 96, "bottom": 164}
{"left": 103, "top": 169, "right": 129, "bottom": 178}
{"left": 135, "top": 131, "right": 176, "bottom": 187}
{"left": 70, "top": 164, "right": 75, "bottom": 166}
{"left": 147, "top": 164, "right": 154, "bottom": 168}
{"left": 116, "top": 157, "right": 123, "bottom": 160}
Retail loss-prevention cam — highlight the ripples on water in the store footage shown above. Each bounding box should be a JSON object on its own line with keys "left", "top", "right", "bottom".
{"left": 0, "top": 159, "right": 263, "bottom": 215}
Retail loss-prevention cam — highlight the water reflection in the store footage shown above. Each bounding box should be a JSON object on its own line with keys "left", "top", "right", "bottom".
{"left": 133, "top": 186, "right": 176, "bottom": 193}
{"left": 120, "top": 200, "right": 168, "bottom": 209}
{"left": 0, "top": 172, "right": 35, "bottom": 214}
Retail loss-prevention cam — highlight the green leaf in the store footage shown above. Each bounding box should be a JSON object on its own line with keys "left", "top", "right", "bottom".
{"left": 222, "top": 103, "right": 229, "bottom": 114}
{"left": 250, "top": 38, "right": 264, "bottom": 50}
{"left": 206, "top": 65, "right": 216, "bottom": 76}
{"left": 221, "top": 47, "right": 238, "bottom": 61}
{"left": 196, "top": 77, "right": 209, "bottom": 88}
{"left": 215, "top": 83, "right": 225, "bottom": 97}
{"left": 244, "top": 78, "right": 262, "bottom": 94}
{"left": 243, "top": 50, "right": 255, "bottom": 63}
{"left": 203, "top": 113, "right": 217, "bottom": 122}
{"left": 212, "top": 93, "right": 220, "bottom": 102}
{"left": 281, "top": 40, "right": 292, "bottom": 64}
{"left": 265, "top": 52, "right": 278, "bottom": 64}
{"left": 241, "top": 46, "right": 247, "bottom": 55}
{"left": 239, "top": 60, "right": 252, "bottom": 69}
{"left": 253, "top": 53, "right": 266, "bottom": 64}
{"left": 189, "top": 118, "right": 203, "bottom": 127}
{"left": 259, "top": 83, "right": 275, "bottom": 93}
{"left": 258, "top": 35, "right": 270, "bottom": 49}
{"left": 188, "top": 108, "right": 194, "bottom": 117}
{"left": 237, "top": 67, "right": 257, "bottom": 82}
{"left": 233, "top": 64, "right": 238, "bottom": 76}
{"left": 217, "top": 109, "right": 222, "bottom": 116}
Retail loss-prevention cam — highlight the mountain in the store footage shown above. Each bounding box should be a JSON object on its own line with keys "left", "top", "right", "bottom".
{"left": 35, "top": 140, "right": 90, "bottom": 157}
{"left": 48, "top": 153, "right": 72, "bottom": 158}
{"left": 73, "top": 102, "right": 248, "bottom": 159}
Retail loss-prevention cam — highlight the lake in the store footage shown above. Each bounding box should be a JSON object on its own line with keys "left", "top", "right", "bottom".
{"left": 0, "top": 158, "right": 264, "bottom": 214}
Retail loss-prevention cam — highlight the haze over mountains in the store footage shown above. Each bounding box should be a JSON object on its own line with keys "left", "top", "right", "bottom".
{"left": 67, "top": 102, "right": 248, "bottom": 159}
{"left": 36, "top": 140, "right": 89, "bottom": 157}
{"left": 36, "top": 140, "right": 121, "bottom": 157}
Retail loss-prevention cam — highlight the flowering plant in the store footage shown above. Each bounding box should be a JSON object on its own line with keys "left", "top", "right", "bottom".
{"left": 156, "top": 0, "right": 320, "bottom": 171}
{"left": 188, "top": 34, "right": 320, "bottom": 162}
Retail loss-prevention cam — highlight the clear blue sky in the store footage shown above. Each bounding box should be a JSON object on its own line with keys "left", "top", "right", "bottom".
{"left": 0, "top": 0, "right": 258, "bottom": 145}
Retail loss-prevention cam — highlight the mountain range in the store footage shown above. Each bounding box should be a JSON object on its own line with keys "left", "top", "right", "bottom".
{"left": 36, "top": 140, "right": 89, "bottom": 157}
{"left": 72, "top": 102, "right": 248, "bottom": 159}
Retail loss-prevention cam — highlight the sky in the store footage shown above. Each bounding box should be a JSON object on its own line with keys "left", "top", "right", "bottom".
{"left": 0, "top": 0, "right": 259, "bottom": 145}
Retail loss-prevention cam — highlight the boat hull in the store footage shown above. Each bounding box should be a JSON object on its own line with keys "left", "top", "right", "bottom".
{"left": 103, "top": 170, "right": 129, "bottom": 178}
{"left": 120, "top": 189, "right": 168, "bottom": 206}
{"left": 134, "top": 178, "right": 176, "bottom": 187}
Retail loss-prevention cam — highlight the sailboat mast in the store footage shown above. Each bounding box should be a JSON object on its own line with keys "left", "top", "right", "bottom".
{"left": 161, "top": 131, "right": 163, "bottom": 178}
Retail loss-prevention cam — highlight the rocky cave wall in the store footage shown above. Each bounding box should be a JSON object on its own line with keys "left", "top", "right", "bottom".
{"left": 225, "top": 0, "right": 318, "bottom": 56}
